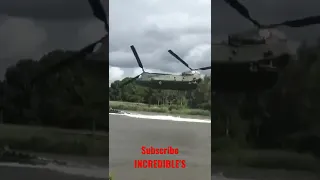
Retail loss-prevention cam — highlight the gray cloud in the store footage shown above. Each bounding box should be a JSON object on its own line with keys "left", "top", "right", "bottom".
{"left": 1, "top": 0, "right": 319, "bottom": 82}
{"left": 212, "top": 0, "right": 320, "bottom": 41}
{"left": 0, "top": 0, "right": 106, "bottom": 79}
{"left": 109, "top": 0, "right": 211, "bottom": 82}
{"left": 0, "top": 17, "right": 46, "bottom": 59}
{"left": 110, "top": 0, "right": 320, "bottom": 83}
{"left": 0, "top": 0, "right": 108, "bottom": 20}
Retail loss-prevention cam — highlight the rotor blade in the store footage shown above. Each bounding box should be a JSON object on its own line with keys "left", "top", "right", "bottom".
{"left": 224, "top": 0, "right": 261, "bottom": 27}
{"left": 120, "top": 74, "right": 141, "bottom": 87}
{"left": 130, "top": 45, "right": 144, "bottom": 71}
{"left": 31, "top": 38, "right": 102, "bottom": 85}
{"left": 268, "top": 15, "right": 320, "bottom": 28}
{"left": 194, "top": 66, "right": 211, "bottom": 70}
{"left": 168, "top": 50, "right": 193, "bottom": 71}
{"left": 88, "top": 0, "right": 108, "bottom": 32}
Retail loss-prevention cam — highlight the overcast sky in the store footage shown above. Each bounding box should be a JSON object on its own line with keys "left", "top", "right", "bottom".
{"left": 0, "top": 0, "right": 107, "bottom": 80}
{"left": 109, "top": 0, "right": 211, "bottom": 83}
{"left": 0, "top": 0, "right": 320, "bottom": 82}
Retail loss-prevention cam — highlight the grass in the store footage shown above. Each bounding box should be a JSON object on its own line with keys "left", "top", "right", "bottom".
{"left": 212, "top": 149, "right": 320, "bottom": 172}
{"left": 0, "top": 124, "right": 108, "bottom": 156}
{"left": 211, "top": 138, "right": 320, "bottom": 172}
{"left": 109, "top": 101, "right": 210, "bottom": 117}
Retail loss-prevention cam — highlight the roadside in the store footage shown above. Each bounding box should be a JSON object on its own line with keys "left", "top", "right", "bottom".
{"left": 0, "top": 124, "right": 109, "bottom": 179}
{"left": 109, "top": 100, "right": 211, "bottom": 117}
{"left": 124, "top": 110, "right": 210, "bottom": 120}
{"left": 212, "top": 149, "right": 320, "bottom": 179}
{"left": 0, "top": 166, "right": 107, "bottom": 180}
{"left": 212, "top": 165, "right": 320, "bottom": 180}
{"left": 0, "top": 124, "right": 109, "bottom": 157}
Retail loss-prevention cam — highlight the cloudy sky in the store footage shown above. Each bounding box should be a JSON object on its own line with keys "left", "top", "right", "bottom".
{"left": 0, "top": 0, "right": 107, "bottom": 80}
{"left": 109, "top": 0, "right": 211, "bottom": 83}
{"left": 212, "top": 0, "right": 320, "bottom": 38}
{"left": 0, "top": 0, "right": 320, "bottom": 82}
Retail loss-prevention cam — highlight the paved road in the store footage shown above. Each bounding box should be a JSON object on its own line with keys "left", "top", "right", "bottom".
{"left": 109, "top": 114, "right": 211, "bottom": 180}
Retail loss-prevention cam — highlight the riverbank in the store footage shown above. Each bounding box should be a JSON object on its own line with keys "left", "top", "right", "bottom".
{"left": 0, "top": 124, "right": 108, "bottom": 156}
{"left": 212, "top": 149, "right": 320, "bottom": 174}
{"left": 212, "top": 165, "right": 319, "bottom": 180}
{"left": 109, "top": 101, "right": 210, "bottom": 117}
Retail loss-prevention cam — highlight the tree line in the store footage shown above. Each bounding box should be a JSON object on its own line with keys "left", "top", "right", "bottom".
{"left": 0, "top": 41, "right": 320, "bottom": 156}
{"left": 109, "top": 76, "right": 211, "bottom": 110}
{"left": 112, "top": 41, "right": 320, "bottom": 156}
{"left": 0, "top": 50, "right": 109, "bottom": 131}
{"left": 210, "top": 41, "right": 320, "bottom": 156}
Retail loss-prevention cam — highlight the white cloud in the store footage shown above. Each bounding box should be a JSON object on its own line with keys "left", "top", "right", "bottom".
{"left": 0, "top": 17, "right": 46, "bottom": 59}
{"left": 0, "top": 17, "right": 47, "bottom": 78}
{"left": 109, "top": 66, "right": 124, "bottom": 85}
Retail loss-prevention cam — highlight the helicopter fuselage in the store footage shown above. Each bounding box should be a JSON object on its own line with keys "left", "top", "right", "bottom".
{"left": 135, "top": 72, "right": 202, "bottom": 90}
{"left": 211, "top": 32, "right": 297, "bottom": 92}
{"left": 213, "top": 40, "right": 297, "bottom": 69}
{"left": 210, "top": 0, "right": 319, "bottom": 92}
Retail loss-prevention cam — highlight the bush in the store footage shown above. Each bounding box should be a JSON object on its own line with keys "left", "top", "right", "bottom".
{"left": 0, "top": 124, "right": 109, "bottom": 156}
{"left": 212, "top": 149, "right": 320, "bottom": 172}
{"left": 109, "top": 101, "right": 210, "bottom": 117}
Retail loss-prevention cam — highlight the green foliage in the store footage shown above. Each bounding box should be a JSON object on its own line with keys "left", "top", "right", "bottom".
{"left": 109, "top": 76, "right": 212, "bottom": 113}
{"left": 1, "top": 41, "right": 320, "bottom": 170}
{"left": 109, "top": 101, "right": 210, "bottom": 116}
{"left": 212, "top": 150, "right": 320, "bottom": 172}
{"left": 0, "top": 124, "right": 108, "bottom": 156}
{"left": 0, "top": 50, "right": 108, "bottom": 132}
{"left": 210, "top": 42, "right": 320, "bottom": 164}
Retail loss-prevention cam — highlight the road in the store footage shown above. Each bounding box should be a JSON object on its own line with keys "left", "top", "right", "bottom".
{"left": 109, "top": 114, "right": 211, "bottom": 180}
{"left": 1, "top": 114, "right": 317, "bottom": 180}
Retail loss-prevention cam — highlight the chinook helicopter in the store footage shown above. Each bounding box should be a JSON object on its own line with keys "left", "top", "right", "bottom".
{"left": 212, "top": 0, "right": 320, "bottom": 92}
{"left": 119, "top": 45, "right": 211, "bottom": 90}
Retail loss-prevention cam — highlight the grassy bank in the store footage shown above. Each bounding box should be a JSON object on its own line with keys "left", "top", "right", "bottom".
{"left": 212, "top": 149, "right": 320, "bottom": 172}
{"left": 0, "top": 124, "right": 108, "bottom": 156}
{"left": 211, "top": 138, "right": 320, "bottom": 172}
{"left": 109, "top": 101, "right": 210, "bottom": 117}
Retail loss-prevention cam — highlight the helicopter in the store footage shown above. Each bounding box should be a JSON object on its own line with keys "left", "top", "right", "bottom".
{"left": 119, "top": 45, "right": 211, "bottom": 90}
{"left": 212, "top": 0, "right": 320, "bottom": 92}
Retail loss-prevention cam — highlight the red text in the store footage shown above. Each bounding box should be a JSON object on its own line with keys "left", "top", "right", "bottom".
{"left": 141, "top": 146, "right": 179, "bottom": 155}
{"left": 134, "top": 159, "right": 186, "bottom": 168}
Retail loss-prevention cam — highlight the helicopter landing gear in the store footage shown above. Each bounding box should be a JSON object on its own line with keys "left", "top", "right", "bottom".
{"left": 250, "top": 62, "right": 277, "bottom": 72}
{"left": 249, "top": 63, "right": 258, "bottom": 72}
{"left": 259, "top": 60, "right": 277, "bottom": 71}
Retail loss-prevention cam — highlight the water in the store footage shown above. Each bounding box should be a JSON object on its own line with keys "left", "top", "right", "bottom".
{"left": 109, "top": 111, "right": 211, "bottom": 123}
{"left": 0, "top": 112, "right": 316, "bottom": 180}
{"left": 108, "top": 112, "right": 319, "bottom": 180}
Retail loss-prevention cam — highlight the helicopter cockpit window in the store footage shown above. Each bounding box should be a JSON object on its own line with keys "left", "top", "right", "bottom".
{"left": 228, "top": 30, "right": 266, "bottom": 45}
{"left": 182, "top": 71, "right": 200, "bottom": 76}
{"left": 182, "top": 71, "right": 194, "bottom": 76}
{"left": 182, "top": 72, "right": 191, "bottom": 76}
